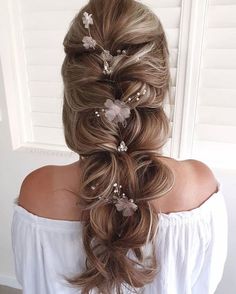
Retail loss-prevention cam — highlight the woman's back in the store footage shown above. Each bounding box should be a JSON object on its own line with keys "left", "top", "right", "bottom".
{"left": 11, "top": 0, "right": 228, "bottom": 292}
{"left": 16, "top": 157, "right": 219, "bottom": 221}
{"left": 12, "top": 157, "right": 228, "bottom": 294}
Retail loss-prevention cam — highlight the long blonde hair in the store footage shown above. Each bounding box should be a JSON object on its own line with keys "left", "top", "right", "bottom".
{"left": 61, "top": 0, "right": 175, "bottom": 293}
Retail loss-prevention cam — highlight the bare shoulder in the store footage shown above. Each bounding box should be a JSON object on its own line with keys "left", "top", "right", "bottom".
{"left": 177, "top": 159, "right": 219, "bottom": 208}
{"left": 183, "top": 159, "right": 219, "bottom": 194}
{"left": 17, "top": 161, "right": 85, "bottom": 221}
{"left": 155, "top": 157, "right": 219, "bottom": 213}
{"left": 17, "top": 165, "right": 54, "bottom": 206}
{"left": 160, "top": 157, "right": 218, "bottom": 188}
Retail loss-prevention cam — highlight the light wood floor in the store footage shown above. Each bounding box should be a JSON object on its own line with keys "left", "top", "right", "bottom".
{"left": 0, "top": 286, "right": 21, "bottom": 294}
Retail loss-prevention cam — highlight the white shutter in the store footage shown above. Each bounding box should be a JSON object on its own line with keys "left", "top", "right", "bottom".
{"left": 192, "top": 0, "right": 236, "bottom": 169}
{"left": 146, "top": 0, "right": 182, "bottom": 155}
{"left": 1, "top": 0, "right": 183, "bottom": 155}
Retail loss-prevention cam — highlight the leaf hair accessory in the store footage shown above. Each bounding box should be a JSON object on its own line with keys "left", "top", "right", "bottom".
{"left": 91, "top": 182, "right": 138, "bottom": 217}
{"left": 82, "top": 11, "right": 128, "bottom": 75}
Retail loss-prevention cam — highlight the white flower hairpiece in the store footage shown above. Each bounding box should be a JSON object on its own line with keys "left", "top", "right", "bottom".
{"left": 94, "top": 88, "right": 147, "bottom": 128}
{"left": 101, "top": 50, "right": 113, "bottom": 62}
{"left": 82, "top": 36, "right": 97, "bottom": 49}
{"left": 115, "top": 197, "right": 138, "bottom": 217}
{"left": 104, "top": 99, "right": 131, "bottom": 126}
{"left": 81, "top": 11, "right": 129, "bottom": 75}
{"left": 94, "top": 182, "right": 138, "bottom": 217}
{"left": 81, "top": 11, "right": 113, "bottom": 74}
{"left": 82, "top": 12, "right": 93, "bottom": 28}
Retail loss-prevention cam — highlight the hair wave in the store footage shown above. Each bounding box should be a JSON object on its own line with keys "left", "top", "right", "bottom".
{"left": 61, "top": 0, "right": 175, "bottom": 293}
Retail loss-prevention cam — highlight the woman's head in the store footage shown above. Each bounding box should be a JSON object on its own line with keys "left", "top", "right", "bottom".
{"left": 61, "top": 0, "right": 175, "bottom": 293}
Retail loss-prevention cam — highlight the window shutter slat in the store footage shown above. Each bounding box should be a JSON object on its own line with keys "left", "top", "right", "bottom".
{"left": 31, "top": 97, "right": 62, "bottom": 113}
{"left": 1, "top": 0, "right": 181, "bottom": 155}
{"left": 193, "top": 141, "right": 236, "bottom": 170}
{"left": 195, "top": 125, "right": 236, "bottom": 144}
{"left": 29, "top": 81, "right": 62, "bottom": 98}
{"left": 197, "top": 106, "right": 236, "bottom": 125}
{"left": 208, "top": 5, "right": 236, "bottom": 27}
{"left": 33, "top": 126, "right": 64, "bottom": 145}
{"left": 204, "top": 49, "right": 236, "bottom": 69}
{"left": 201, "top": 69, "right": 236, "bottom": 89}
{"left": 32, "top": 113, "right": 62, "bottom": 128}
{"left": 210, "top": 0, "right": 236, "bottom": 5}
{"left": 199, "top": 88, "right": 236, "bottom": 107}
{"left": 206, "top": 28, "right": 236, "bottom": 48}
{"left": 193, "top": 1, "right": 236, "bottom": 169}
{"left": 20, "top": 0, "right": 182, "bottom": 11}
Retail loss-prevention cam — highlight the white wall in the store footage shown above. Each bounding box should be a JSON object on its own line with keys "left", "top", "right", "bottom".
{"left": 0, "top": 59, "right": 78, "bottom": 288}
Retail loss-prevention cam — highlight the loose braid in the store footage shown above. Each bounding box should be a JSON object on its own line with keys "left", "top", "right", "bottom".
{"left": 61, "top": 0, "right": 175, "bottom": 293}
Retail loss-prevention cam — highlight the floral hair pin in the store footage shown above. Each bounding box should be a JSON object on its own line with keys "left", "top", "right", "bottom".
{"left": 82, "top": 11, "right": 128, "bottom": 75}
{"left": 92, "top": 182, "right": 138, "bottom": 217}
{"left": 94, "top": 88, "right": 146, "bottom": 153}
{"left": 95, "top": 88, "right": 147, "bottom": 128}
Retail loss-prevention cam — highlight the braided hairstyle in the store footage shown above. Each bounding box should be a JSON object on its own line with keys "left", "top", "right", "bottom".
{"left": 61, "top": 0, "right": 175, "bottom": 293}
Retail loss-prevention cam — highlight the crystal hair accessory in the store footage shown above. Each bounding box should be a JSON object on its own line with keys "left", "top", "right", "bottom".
{"left": 117, "top": 141, "right": 128, "bottom": 152}
{"left": 82, "top": 11, "right": 128, "bottom": 75}
{"left": 91, "top": 182, "right": 138, "bottom": 217}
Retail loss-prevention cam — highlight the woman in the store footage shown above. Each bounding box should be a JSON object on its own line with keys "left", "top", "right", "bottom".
{"left": 11, "top": 0, "right": 228, "bottom": 293}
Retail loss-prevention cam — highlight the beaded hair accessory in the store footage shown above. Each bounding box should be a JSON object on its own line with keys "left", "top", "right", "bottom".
{"left": 82, "top": 12, "right": 129, "bottom": 74}
{"left": 82, "top": 11, "right": 144, "bottom": 216}
{"left": 91, "top": 183, "right": 138, "bottom": 217}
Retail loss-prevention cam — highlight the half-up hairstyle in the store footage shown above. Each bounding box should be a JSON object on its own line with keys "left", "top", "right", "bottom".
{"left": 61, "top": 0, "right": 175, "bottom": 293}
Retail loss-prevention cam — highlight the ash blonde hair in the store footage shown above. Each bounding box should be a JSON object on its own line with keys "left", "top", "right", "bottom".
{"left": 61, "top": 0, "right": 175, "bottom": 293}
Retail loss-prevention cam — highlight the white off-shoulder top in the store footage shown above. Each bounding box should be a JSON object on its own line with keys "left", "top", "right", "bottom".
{"left": 11, "top": 182, "right": 228, "bottom": 294}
